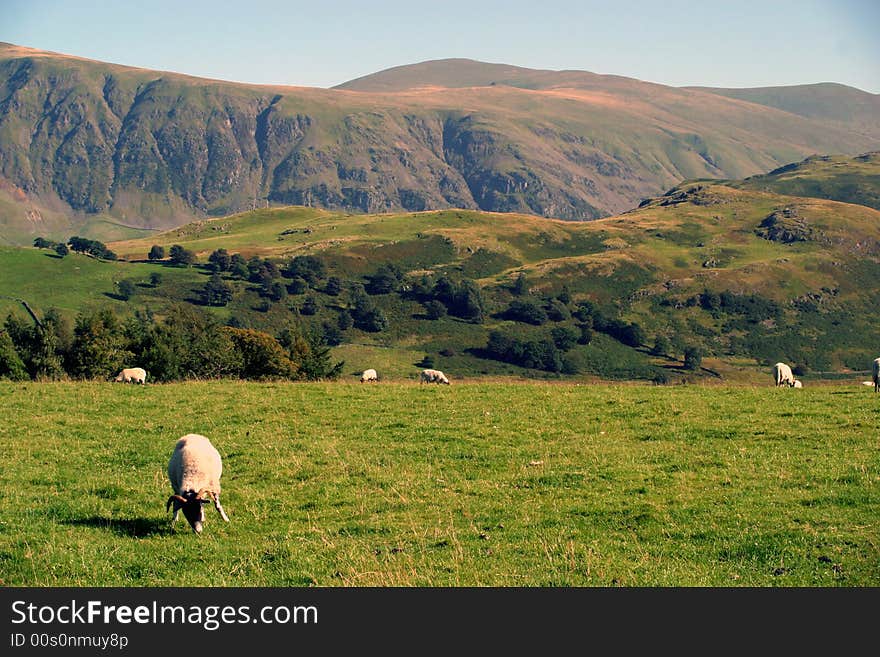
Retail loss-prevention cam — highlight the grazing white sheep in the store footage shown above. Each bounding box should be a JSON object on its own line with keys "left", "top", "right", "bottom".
{"left": 420, "top": 368, "right": 450, "bottom": 385}
{"left": 873, "top": 357, "right": 880, "bottom": 392}
{"left": 166, "top": 434, "right": 229, "bottom": 534}
{"left": 360, "top": 368, "right": 378, "bottom": 383}
{"left": 792, "top": 379, "right": 803, "bottom": 388}
{"left": 115, "top": 367, "right": 147, "bottom": 384}
{"left": 772, "top": 362, "right": 795, "bottom": 387}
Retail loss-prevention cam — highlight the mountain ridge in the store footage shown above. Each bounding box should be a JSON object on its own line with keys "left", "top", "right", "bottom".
{"left": 2, "top": 43, "right": 879, "bottom": 246}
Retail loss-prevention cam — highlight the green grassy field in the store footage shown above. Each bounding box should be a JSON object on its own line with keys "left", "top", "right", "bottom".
{"left": 0, "top": 381, "right": 876, "bottom": 586}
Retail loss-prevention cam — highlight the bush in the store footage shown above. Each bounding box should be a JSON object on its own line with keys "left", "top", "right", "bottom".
{"left": 424, "top": 300, "right": 447, "bottom": 320}
{"left": 116, "top": 279, "right": 136, "bottom": 300}
{"left": 546, "top": 299, "right": 571, "bottom": 322}
{"left": 683, "top": 346, "right": 703, "bottom": 371}
{"left": 54, "top": 243, "right": 69, "bottom": 257}
{"left": 221, "top": 327, "right": 296, "bottom": 379}
{"left": 503, "top": 299, "right": 547, "bottom": 325}
{"left": 324, "top": 276, "right": 342, "bottom": 296}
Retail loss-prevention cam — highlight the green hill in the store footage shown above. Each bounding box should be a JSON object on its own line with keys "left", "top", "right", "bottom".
{"left": 727, "top": 151, "right": 880, "bottom": 210}
{"left": 5, "top": 152, "right": 877, "bottom": 383}
{"left": 2, "top": 44, "right": 879, "bottom": 246}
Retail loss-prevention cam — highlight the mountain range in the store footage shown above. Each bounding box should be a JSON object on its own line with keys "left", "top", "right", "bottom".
{"left": 1, "top": 43, "right": 879, "bottom": 246}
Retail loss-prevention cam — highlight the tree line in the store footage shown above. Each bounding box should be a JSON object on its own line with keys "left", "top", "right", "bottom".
{"left": 0, "top": 304, "right": 343, "bottom": 382}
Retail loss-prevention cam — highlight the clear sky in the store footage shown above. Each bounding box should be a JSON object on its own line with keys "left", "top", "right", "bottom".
{"left": 3, "top": 0, "right": 879, "bottom": 92}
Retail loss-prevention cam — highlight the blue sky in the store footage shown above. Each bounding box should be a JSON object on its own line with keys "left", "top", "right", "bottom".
{"left": 3, "top": 0, "right": 879, "bottom": 92}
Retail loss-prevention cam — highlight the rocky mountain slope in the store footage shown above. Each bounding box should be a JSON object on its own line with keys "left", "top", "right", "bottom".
{"left": 2, "top": 44, "right": 879, "bottom": 245}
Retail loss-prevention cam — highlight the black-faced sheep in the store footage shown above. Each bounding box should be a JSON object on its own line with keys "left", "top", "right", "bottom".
{"left": 166, "top": 433, "right": 229, "bottom": 534}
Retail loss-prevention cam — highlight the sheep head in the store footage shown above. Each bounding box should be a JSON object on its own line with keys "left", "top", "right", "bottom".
{"left": 166, "top": 489, "right": 214, "bottom": 534}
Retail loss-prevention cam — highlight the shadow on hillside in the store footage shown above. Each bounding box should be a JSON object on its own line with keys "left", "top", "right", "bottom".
{"left": 62, "top": 515, "right": 168, "bottom": 538}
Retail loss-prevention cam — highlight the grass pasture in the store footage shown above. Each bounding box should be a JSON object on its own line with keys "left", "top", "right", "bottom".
{"left": 0, "top": 380, "right": 877, "bottom": 587}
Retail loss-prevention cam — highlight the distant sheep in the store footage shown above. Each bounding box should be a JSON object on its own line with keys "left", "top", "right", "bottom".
{"left": 360, "top": 368, "right": 378, "bottom": 383}
{"left": 772, "top": 362, "right": 795, "bottom": 387}
{"left": 420, "top": 368, "right": 450, "bottom": 385}
{"left": 115, "top": 367, "right": 147, "bottom": 384}
{"left": 166, "top": 433, "right": 229, "bottom": 534}
{"left": 873, "top": 357, "right": 880, "bottom": 392}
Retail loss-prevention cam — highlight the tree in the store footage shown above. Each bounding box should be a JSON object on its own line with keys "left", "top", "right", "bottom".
{"left": 34, "top": 237, "right": 54, "bottom": 249}
{"left": 288, "top": 276, "right": 308, "bottom": 295}
{"left": 652, "top": 335, "right": 671, "bottom": 357}
{"left": 337, "top": 309, "right": 353, "bottom": 331}
{"left": 365, "top": 264, "right": 402, "bottom": 295}
{"left": 0, "top": 330, "right": 28, "bottom": 380}
{"left": 169, "top": 244, "right": 197, "bottom": 266}
{"left": 550, "top": 326, "right": 578, "bottom": 351}
{"left": 503, "top": 299, "right": 547, "bottom": 325}
{"left": 324, "top": 276, "right": 342, "bottom": 296}
{"left": 424, "top": 300, "right": 447, "bottom": 320}
{"left": 511, "top": 273, "right": 529, "bottom": 296}
{"left": 148, "top": 245, "right": 165, "bottom": 261}
{"left": 54, "top": 243, "right": 69, "bottom": 257}
{"left": 265, "top": 280, "right": 288, "bottom": 303}
{"left": 139, "top": 305, "right": 242, "bottom": 381}
{"left": 116, "top": 279, "right": 136, "bottom": 301}
{"left": 221, "top": 327, "right": 296, "bottom": 380}
{"left": 68, "top": 308, "right": 132, "bottom": 379}
{"left": 321, "top": 322, "right": 343, "bottom": 347}
{"left": 546, "top": 299, "right": 570, "bottom": 322}
{"left": 452, "top": 279, "right": 484, "bottom": 323}
{"left": 683, "top": 346, "right": 703, "bottom": 371}
{"left": 418, "top": 354, "right": 435, "bottom": 369}
{"left": 300, "top": 296, "right": 319, "bottom": 315}
{"left": 577, "top": 323, "right": 593, "bottom": 345}
{"left": 557, "top": 285, "right": 572, "bottom": 305}
{"left": 200, "top": 274, "right": 234, "bottom": 306}
{"left": 208, "top": 248, "right": 232, "bottom": 272}
{"left": 149, "top": 272, "right": 163, "bottom": 288}
{"left": 229, "top": 253, "right": 248, "bottom": 279}
{"left": 285, "top": 255, "right": 326, "bottom": 286}
{"left": 284, "top": 328, "right": 344, "bottom": 381}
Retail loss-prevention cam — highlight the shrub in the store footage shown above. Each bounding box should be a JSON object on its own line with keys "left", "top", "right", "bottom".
{"left": 683, "top": 346, "right": 703, "bottom": 371}
{"left": 503, "top": 299, "right": 547, "bottom": 325}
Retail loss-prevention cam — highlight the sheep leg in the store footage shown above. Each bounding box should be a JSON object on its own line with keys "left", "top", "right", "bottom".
{"left": 171, "top": 508, "right": 179, "bottom": 525}
{"left": 213, "top": 493, "right": 230, "bottom": 522}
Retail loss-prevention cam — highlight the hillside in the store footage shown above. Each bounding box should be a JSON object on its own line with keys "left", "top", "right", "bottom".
{"left": 691, "top": 83, "right": 880, "bottom": 140}
{"left": 2, "top": 45, "right": 880, "bottom": 245}
{"left": 3, "top": 152, "right": 877, "bottom": 384}
{"left": 726, "top": 151, "right": 880, "bottom": 210}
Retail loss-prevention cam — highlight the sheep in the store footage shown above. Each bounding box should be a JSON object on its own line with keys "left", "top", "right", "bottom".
{"left": 360, "top": 368, "right": 378, "bottom": 383}
{"left": 772, "top": 362, "right": 795, "bottom": 387}
{"left": 115, "top": 367, "right": 147, "bottom": 384}
{"left": 873, "top": 357, "right": 880, "bottom": 392}
{"left": 792, "top": 379, "right": 803, "bottom": 388}
{"left": 166, "top": 433, "right": 229, "bottom": 534}
{"left": 420, "top": 368, "right": 450, "bottom": 385}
